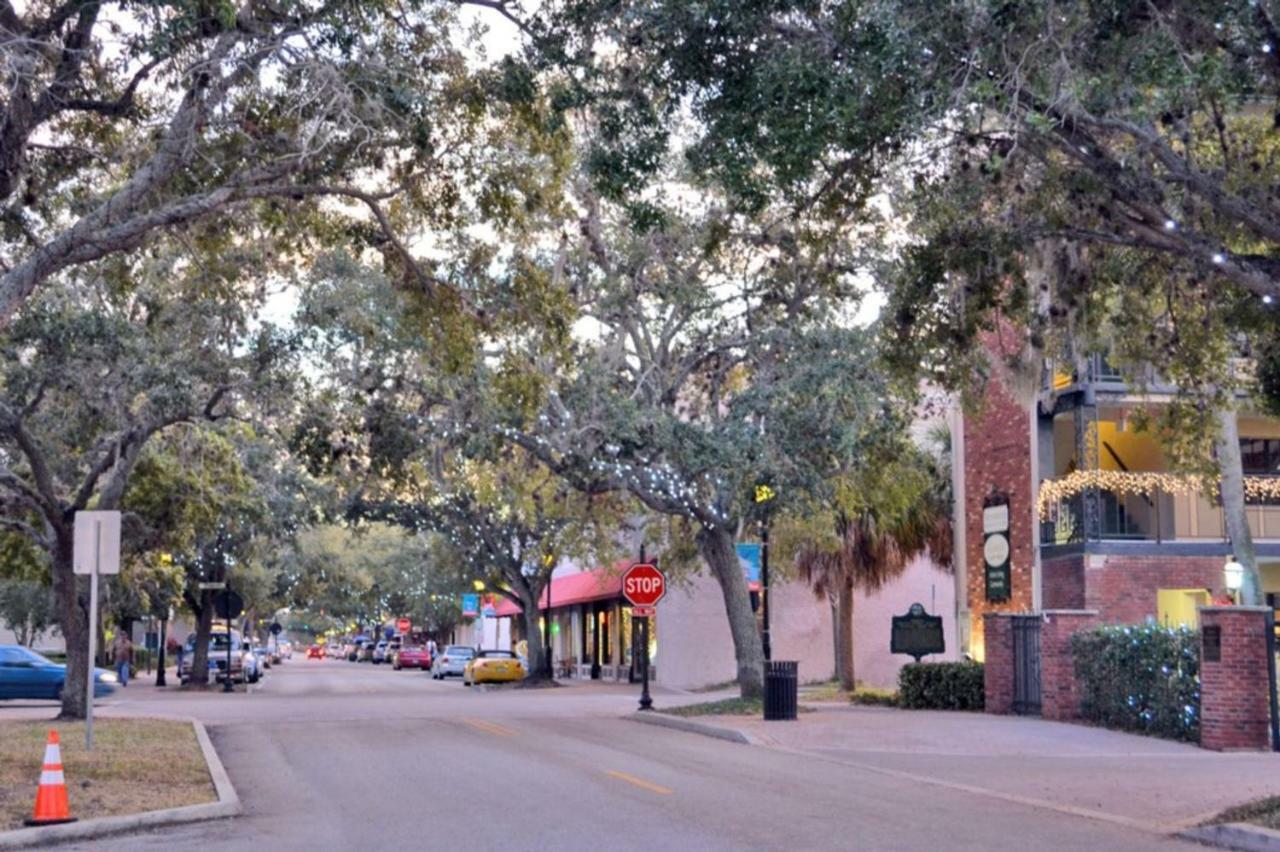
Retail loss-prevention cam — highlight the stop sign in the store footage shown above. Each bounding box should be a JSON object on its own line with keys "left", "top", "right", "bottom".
{"left": 396, "top": 617, "right": 412, "bottom": 634}
{"left": 622, "top": 563, "right": 666, "bottom": 608}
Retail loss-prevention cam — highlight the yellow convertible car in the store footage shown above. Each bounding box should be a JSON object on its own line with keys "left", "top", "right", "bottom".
{"left": 463, "top": 649, "right": 526, "bottom": 685}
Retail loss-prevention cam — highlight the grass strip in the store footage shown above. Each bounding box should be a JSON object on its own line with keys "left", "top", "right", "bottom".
{"left": 0, "top": 718, "right": 216, "bottom": 831}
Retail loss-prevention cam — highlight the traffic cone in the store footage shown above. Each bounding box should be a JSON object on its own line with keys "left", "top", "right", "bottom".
{"left": 24, "top": 730, "right": 75, "bottom": 826}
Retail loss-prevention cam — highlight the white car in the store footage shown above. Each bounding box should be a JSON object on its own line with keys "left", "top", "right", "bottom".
{"left": 431, "top": 645, "right": 475, "bottom": 679}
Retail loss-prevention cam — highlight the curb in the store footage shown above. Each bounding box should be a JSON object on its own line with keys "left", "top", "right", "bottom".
{"left": 1178, "top": 823, "right": 1280, "bottom": 851}
{"left": 0, "top": 719, "right": 240, "bottom": 849}
{"left": 627, "top": 711, "right": 758, "bottom": 745}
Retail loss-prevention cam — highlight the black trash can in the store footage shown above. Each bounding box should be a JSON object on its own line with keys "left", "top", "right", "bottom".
{"left": 763, "top": 660, "right": 798, "bottom": 720}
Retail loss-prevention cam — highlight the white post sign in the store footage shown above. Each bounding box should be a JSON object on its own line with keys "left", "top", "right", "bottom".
{"left": 74, "top": 511, "right": 121, "bottom": 750}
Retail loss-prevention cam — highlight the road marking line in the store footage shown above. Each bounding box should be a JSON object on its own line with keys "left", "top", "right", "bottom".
{"left": 605, "top": 770, "right": 673, "bottom": 795}
{"left": 463, "top": 718, "right": 518, "bottom": 738}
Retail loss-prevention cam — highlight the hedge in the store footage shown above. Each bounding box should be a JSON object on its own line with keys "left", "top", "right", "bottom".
{"left": 1071, "top": 624, "right": 1199, "bottom": 742}
{"left": 898, "top": 662, "right": 985, "bottom": 710}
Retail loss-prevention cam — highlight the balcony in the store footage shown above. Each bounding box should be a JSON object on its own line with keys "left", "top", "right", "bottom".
{"left": 1038, "top": 473, "right": 1280, "bottom": 545}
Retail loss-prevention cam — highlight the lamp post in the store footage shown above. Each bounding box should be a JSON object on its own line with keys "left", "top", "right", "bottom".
{"left": 1224, "top": 555, "right": 1245, "bottom": 605}
{"left": 755, "top": 484, "right": 777, "bottom": 662}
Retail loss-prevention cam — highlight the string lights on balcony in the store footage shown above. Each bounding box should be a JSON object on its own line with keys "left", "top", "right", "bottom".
{"left": 1036, "top": 470, "right": 1280, "bottom": 518}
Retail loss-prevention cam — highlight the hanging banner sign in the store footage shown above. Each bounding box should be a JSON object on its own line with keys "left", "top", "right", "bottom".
{"left": 736, "top": 543, "right": 761, "bottom": 584}
{"left": 461, "top": 593, "right": 480, "bottom": 617}
{"left": 983, "top": 492, "right": 1011, "bottom": 603}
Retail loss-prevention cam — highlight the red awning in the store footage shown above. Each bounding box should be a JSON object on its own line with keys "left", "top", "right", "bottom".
{"left": 493, "top": 561, "right": 628, "bottom": 617}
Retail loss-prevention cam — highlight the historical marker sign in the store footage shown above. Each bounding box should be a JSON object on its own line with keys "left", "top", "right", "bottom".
{"left": 890, "top": 603, "right": 945, "bottom": 662}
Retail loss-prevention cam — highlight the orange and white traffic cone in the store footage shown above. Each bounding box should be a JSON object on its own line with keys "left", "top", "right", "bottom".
{"left": 24, "top": 729, "right": 76, "bottom": 826}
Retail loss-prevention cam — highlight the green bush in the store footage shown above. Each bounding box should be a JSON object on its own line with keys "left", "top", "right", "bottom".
{"left": 898, "top": 662, "right": 985, "bottom": 710}
{"left": 1071, "top": 624, "right": 1199, "bottom": 742}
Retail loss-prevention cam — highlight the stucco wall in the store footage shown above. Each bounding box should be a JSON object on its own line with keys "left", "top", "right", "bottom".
{"left": 655, "top": 556, "right": 954, "bottom": 692}
{"left": 851, "top": 555, "right": 959, "bottom": 689}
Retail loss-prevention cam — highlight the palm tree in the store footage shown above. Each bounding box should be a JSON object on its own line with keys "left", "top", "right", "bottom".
{"left": 794, "top": 443, "right": 952, "bottom": 691}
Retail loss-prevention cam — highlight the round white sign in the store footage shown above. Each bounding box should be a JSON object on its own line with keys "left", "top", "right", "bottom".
{"left": 984, "top": 533, "right": 1010, "bottom": 567}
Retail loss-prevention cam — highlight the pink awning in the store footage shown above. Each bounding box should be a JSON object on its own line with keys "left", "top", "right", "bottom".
{"left": 493, "top": 561, "right": 629, "bottom": 617}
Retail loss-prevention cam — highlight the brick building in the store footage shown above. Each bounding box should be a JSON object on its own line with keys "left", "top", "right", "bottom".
{"left": 953, "top": 350, "right": 1280, "bottom": 660}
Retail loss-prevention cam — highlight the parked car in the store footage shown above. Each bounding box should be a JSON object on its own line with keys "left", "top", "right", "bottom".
{"left": 431, "top": 645, "right": 475, "bottom": 679}
{"left": 251, "top": 646, "right": 272, "bottom": 674}
{"left": 179, "top": 629, "right": 249, "bottom": 684}
{"left": 278, "top": 641, "right": 293, "bottom": 660}
{"left": 392, "top": 645, "right": 431, "bottom": 671}
{"left": 243, "top": 648, "right": 263, "bottom": 684}
{"left": 267, "top": 644, "right": 282, "bottom": 665}
{"left": 307, "top": 645, "right": 324, "bottom": 660}
{"left": 0, "top": 645, "right": 117, "bottom": 700}
{"left": 372, "top": 640, "right": 390, "bottom": 664}
{"left": 463, "top": 649, "right": 525, "bottom": 686}
{"left": 357, "top": 641, "right": 376, "bottom": 663}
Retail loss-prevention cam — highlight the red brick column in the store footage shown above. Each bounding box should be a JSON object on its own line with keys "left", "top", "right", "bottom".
{"left": 1039, "top": 610, "right": 1099, "bottom": 722}
{"left": 1199, "top": 607, "right": 1274, "bottom": 752}
{"left": 983, "top": 613, "right": 1015, "bottom": 714}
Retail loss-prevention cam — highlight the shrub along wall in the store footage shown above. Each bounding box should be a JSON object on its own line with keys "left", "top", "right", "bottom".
{"left": 898, "top": 662, "right": 985, "bottom": 711}
{"left": 1070, "top": 624, "right": 1200, "bottom": 743}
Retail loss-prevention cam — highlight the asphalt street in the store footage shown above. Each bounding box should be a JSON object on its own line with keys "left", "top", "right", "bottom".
{"left": 28, "top": 660, "right": 1196, "bottom": 851}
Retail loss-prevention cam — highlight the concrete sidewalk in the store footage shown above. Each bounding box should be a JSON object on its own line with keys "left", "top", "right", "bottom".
{"left": 692, "top": 706, "right": 1279, "bottom": 833}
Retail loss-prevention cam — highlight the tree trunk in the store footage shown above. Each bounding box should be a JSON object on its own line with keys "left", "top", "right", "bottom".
{"left": 830, "top": 598, "right": 841, "bottom": 682}
{"left": 1216, "top": 406, "right": 1262, "bottom": 604}
{"left": 51, "top": 532, "right": 89, "bottom": 719}
{"left": 696, "top": 525, "right": 764, "bottom": 698}
{"left": 188, "top": 593, "right": 215, "bottom": 686}
{"left": 836, "top": 578, "right": 855, "bottom": 691}
{"left": 520, "top": 603, "right": 550, "bottom": 682}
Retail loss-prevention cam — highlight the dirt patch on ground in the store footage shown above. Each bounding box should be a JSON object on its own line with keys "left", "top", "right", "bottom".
{"left": 0, "top": 718, "right": 216, "bottom": 831}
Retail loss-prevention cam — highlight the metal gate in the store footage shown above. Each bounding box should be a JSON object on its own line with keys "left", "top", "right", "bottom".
{"left": 1011, "top": 615, "right": 1042, "bottom": 716}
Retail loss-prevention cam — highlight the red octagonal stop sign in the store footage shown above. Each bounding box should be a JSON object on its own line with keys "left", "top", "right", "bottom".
{"left": 622, "top": 563, "right": 666, "bottom": 608}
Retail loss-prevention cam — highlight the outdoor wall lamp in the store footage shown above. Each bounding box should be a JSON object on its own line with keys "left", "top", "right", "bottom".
{"left": 1223, "top": 556, "right": 1244, "bottom": 604}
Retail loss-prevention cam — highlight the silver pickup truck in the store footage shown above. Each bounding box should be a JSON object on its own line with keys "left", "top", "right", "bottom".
{"left": 178, "top": 629, "right": 249, "bottom": 684}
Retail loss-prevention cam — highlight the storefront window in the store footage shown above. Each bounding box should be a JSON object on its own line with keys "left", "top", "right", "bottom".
{"left": 621, "top": 606, "right": 633, "bottom": 668}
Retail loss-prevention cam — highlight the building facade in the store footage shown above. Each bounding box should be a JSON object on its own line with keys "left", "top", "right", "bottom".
{"left": 955, "top": 349, "right": 1280, "bottom": 659}
{"left": 482, "top": 553, "right": 956, "bottom": 691}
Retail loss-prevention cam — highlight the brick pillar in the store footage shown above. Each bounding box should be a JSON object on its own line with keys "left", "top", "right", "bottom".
{"left": 983, "top": 613, "right": 1015, "bottom": 714}
{"left": 1199, "top": 606, "right": 1274, "bottom": 752}
{"left": 1039, "top": 610, "right": 1099, "bottom": 722}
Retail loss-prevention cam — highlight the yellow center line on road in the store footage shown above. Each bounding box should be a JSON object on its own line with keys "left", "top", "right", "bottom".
{"left": 605, "top": 770, "right": 673, "bottom": 796}
{"left": 463, "top": 718, "right": 519, "bottom": 738}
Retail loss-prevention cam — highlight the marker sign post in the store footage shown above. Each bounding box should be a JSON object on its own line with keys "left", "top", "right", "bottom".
{"left": 622, "top": 563, "right": 665, "bottom": 711}
{"left": 74, "top": 511, "right": 121, "bottom": 750}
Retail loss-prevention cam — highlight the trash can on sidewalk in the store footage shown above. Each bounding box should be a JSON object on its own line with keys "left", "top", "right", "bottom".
{"left": 763, "top": 660, "right": 798, "bottom": 720}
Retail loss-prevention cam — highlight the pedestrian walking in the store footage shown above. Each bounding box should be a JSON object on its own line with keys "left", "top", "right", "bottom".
{"left": 112, "top": 631, "right": 134, "bottom": 687}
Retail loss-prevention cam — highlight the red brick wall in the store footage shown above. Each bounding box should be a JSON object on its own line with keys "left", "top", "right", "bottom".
{"left": 1198, "top": 607, "right": 1274, "bottom": 751}
{"left": 1043, "top": 556, "right": 1085, "bottom": 610}
{"left": 1083, "top": 555, "right": 1223, "bottom": 624}
{"left": 1039, "top": 610, "right": 1099, "bottom": 721}
{"left": 965, "top": 365, "right": 1035, "bottom": 658}
{"left": 983, "top": 613, "right": 1014, "bottom": 714}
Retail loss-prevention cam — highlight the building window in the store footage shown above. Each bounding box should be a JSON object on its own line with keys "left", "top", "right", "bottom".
{"left": 1241, "top": 438, "right": 1280, "bottom": 475}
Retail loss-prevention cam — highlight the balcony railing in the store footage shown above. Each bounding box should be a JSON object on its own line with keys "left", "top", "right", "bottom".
{"left": 1038, "top": 475, "right": 1280, "bottom": 545}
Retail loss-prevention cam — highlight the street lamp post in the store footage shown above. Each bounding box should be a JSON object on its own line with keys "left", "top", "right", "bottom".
{"left": 155, "top": 609, "right": 168, "bottom": 687}
{"left": 755, "top": 484, "right": 776, "bottom": 663}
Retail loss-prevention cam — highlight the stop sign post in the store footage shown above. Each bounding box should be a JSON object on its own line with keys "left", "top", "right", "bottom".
{"left": 623, "top": 562, "right": 664, "bottom": 711}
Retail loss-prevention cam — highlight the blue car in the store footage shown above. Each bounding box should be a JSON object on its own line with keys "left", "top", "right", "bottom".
{"left": 0, "top": 645, "right": 118, "bottom": 700}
